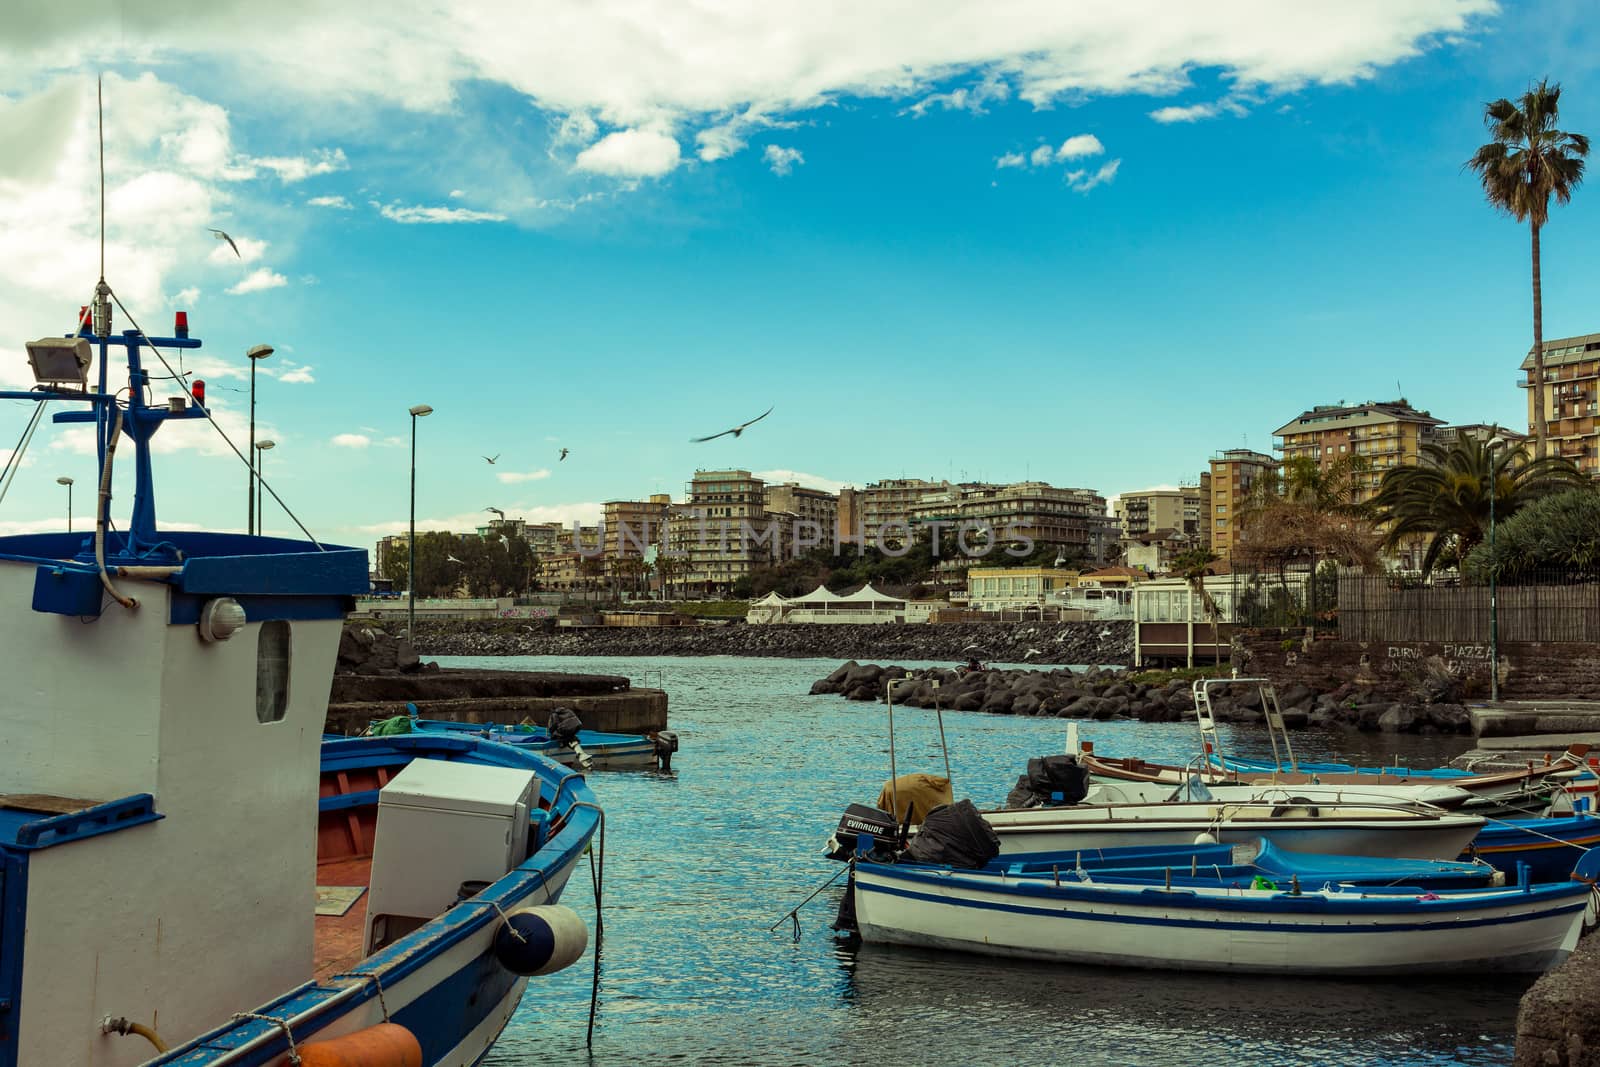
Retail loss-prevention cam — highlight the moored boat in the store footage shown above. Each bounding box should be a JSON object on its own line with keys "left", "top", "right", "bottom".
{"left": 0, "top": 198, "right": 601, "bottom": 1064}
{"left": 846, "top": 852, "right": 1596, "bottom": 975}
{"left": 403, "top": 714, "right": 676, "bottom": 771}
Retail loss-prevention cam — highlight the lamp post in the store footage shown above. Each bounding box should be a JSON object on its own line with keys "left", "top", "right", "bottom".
{"left": 56, "top": 476, "right": 73, "bottom": 532}
{"left": 1488, "top": 434, "right": 1506, "bottom": 703}
{"left": 246, "top": 344, "right": 274, "bottom": 534}
{"left": 254, "top": 440, "right": 275, "bottom": 534}
{"left": 407, "top": 404, "right": 434, "bottom": 634}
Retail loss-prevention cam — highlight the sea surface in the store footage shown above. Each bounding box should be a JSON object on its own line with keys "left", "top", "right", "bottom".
{"left": 433, "top": 654, "right": 1523, "bottom": 1067}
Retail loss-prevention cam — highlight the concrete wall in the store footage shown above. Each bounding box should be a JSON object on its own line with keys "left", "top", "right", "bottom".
{"left": 327, "top": 688, "right": 669, "bottom": 736}
{"left": 1235, "top": 630, "right": 1600, "bottom": 702}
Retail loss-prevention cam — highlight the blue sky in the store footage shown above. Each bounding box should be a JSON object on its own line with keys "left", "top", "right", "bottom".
{"left": 0, "top": 1, "right": 1597, "bottom": 548}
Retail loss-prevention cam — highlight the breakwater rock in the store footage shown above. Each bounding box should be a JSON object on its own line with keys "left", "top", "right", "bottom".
{"left": 338, "top": 625, "right": 436, "bottom": 676}
{"left": 808, "top": 662, "right": 1474, "bottom": 733}
{"left": 407, "top": 619, "right": 1134, "bottom": 665}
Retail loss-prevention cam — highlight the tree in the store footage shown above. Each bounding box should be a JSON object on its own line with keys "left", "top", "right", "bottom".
{"left": 1372, "top": 434, "right": 1585, "bottom": 575}
{"left": 1467, "top": 79, "right": 1589, "bottom": 459}
{"left": 1238, "top": 454, "right": 1381, "bottom": 618}
{"left": 1171, "top": 547, "right": 1223, "bottom": 664}
{"left": 1461, "top": 485, "right": 1600, "bottom": 582}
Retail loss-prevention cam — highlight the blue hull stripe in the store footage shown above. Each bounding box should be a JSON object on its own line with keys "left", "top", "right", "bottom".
{"left": 858, "top": 876, "right": 1587, "bottom": 934}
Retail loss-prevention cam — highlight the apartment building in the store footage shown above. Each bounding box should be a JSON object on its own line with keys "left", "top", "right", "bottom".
{"left": 763, "top": 482, "right": 839, "bottom": 548}
{"left": 1273, "top": 398, "right": 1445, "bottom": 504}
{"left": 1114, "top": 487, "right": 1205, "bottom": 539}
{"left": 856, "top": 478, "right": 953, "bottom": 545}
{"left": 602, "top": 496, "right": 670, "bottom": 576}
{"left": 665, "top": 470, "right": 774, "bottom": 594}
{"left": 1520, "top": 331, "right": 1600, "bottom": 475}
{"left": 904, "top": 481, "right": 1111, "bottom": 560}
{"left": 1207, "top": 449, "right": 1277, "bottom": 561}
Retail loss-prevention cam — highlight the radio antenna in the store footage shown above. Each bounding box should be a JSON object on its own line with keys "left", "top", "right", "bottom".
{"left": 98, "top": 74, "right": 105, "bottom": 283}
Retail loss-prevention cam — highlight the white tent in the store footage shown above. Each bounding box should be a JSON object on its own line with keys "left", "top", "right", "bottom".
{"left": 834, "top": 583, "right": 906, "bottom": 607}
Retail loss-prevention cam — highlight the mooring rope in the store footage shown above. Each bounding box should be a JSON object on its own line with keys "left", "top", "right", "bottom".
{"left": 230, "top": 1012, "right": 301, "bottom": 1065}
{"left": 769, "top": 865, "right": 850, "bottom": 944}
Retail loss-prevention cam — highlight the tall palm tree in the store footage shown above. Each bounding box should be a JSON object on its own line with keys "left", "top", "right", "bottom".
{"left": 1467, "top": 79, "right": 1589, "bottom": 459}
{"left": 1371, "top": 434, "right": 1584, "bottom": 575}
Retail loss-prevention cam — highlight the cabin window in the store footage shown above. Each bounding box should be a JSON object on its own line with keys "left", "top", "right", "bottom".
{"left": 256, "top": 620, "right": 291, "bottom": 724}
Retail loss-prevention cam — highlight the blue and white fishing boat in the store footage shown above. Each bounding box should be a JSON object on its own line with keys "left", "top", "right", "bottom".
{"left": 0, "top": 225, "right": 600, "bottom": 1061}
{"left": 1463, "top": 809, "right": 1600, "bottom": 883}
{"left": 400, "top": 713, "right": 675, "bottom": 771}
{"left": 845, "top": 850, "right": 1599, "bottom": 976}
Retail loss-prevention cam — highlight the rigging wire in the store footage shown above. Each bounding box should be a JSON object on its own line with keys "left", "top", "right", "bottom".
{"left": 104, "top": 288, "right": 326, "bottom": 550}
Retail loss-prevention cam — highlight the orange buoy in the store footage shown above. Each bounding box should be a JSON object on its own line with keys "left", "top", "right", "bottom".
{"left": 297, "top": 1023, "right": 423, "bottom": 1067}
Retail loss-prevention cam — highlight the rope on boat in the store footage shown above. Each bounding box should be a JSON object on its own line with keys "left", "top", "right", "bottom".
{"left": 769, "top": 865, "right": 850, "bottom": 944}
{"left": 230, "top": 1012, "right": 301, "bottom": 1065}
{"left": 1475, "top": 810, "right": 1599, "bottom": 852}
{"left": 332, "top": 970, "right": 391, "bottom": 1021}
{"left": 0, "top": 397, "right": 47, "bottom": 512}
{"left": 105, "top": 290, "right": 327, "bottom": 549}
{"left": 570, "top": 800, "right": 607, "bottom": 1048}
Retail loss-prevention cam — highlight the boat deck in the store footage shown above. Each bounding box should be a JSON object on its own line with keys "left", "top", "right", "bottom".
{"left": 315, "top": 856, "right": 373, "bottom": 981}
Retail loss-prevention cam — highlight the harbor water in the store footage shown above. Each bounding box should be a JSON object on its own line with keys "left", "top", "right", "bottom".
{"left": 436, "top": 655, "right": 1525, "bottom": 1067}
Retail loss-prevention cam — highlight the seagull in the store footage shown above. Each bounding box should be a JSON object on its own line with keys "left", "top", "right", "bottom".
{"left": 483, "top": 454, "right": 500, "bottom": 465}
{"left": 1024, "top": 648, "right": 1042, "bottom": 659}
{"left": 446, "top": 554, "right": 463, "bottom": 564}
{"left": 484, "top": 506, "right": 505, "bottom": 519}
{"left": 691, "top": 405, "right": 773, "bottom": 443}
{"left": 207, "top": 228, "right": 241, "bottom": 258}
{"left": 499, "top": 535, "right": 510, "bottom": 548}
{"left": 559, "top": 448, "right": 569, "bottom": 461}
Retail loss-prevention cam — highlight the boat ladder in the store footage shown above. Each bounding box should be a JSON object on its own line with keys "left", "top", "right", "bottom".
{"left": 1192, "top": 677, "right": 1298, "bottom": 774}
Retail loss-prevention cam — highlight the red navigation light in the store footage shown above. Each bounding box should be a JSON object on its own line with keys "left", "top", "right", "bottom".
{"left": 1203, "top": 740, "right": 1213, "bottom": 754}
{"left": 78, "top": 306, "right": 92, "bottom": 334}
{"left": 192, "top": 379, "right": 206, "bottom": 405}
{"left": 174, "top": 311, "right": 189, "bottom": 338}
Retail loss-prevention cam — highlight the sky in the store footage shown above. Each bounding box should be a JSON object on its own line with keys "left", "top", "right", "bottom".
{"left": 1, "top": 0, "right": 1598, "bottom": 549}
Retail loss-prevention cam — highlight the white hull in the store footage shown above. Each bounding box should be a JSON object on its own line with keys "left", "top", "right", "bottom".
{"left": 853, "top": 865, "right": 1585, "bottom": 975}
{"left": 984, "top": 803, "right": 1484, "bottom": 861}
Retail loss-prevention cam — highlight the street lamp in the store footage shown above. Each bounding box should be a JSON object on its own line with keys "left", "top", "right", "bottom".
{"left": 407, "top": 404, "right": 434, "bottom": 634}
{"left": 55, "top": 476, "right": 73, "bottom": 532}
{"left": 254, "top": 440, "right": 275, "bottom": 534}
{"left": 246, "top": 343, "right": 274, "bottom": 534}
{"left": 1488, "top": 434, "right": 1506, "bottom": 703}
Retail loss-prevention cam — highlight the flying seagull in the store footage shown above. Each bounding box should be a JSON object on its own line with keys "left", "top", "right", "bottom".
{"left": 483, "top": 454, "right": 500, "bottom": 465}
{"left": 446, "top": 554, "right": 463, "bottom": 564}
{"left": 692, "top": 405, "right": 773, "bottom": 443}
{"left": 484, "top": 506, "right": 505, "bottom": 519}
{"left": 1023, "top": 648, "right": 1043, "bottom": 660}
{"left": 558, "top": 447, "right": 569, "bottom": 461}
{"left": 207, "top": 228, "right": 241, "bottom": 258}
{"left": 499, "top": 535, "right": 510, "bottom": 547}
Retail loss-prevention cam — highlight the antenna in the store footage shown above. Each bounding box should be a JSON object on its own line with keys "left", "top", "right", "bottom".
{"left": 98, "top": 74, "right": 105, "bottom": 283}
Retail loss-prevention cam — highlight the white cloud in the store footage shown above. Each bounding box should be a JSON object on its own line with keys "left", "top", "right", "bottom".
{"left": 226, "top": 268, "right": 288, "bottom": 294}
{"left": 378, "top": 203, "right": 507, "bottom": 224}
{"left": 307, "top": 195, "right": 352, "bottom": 209}
{"left": 1029, "top": 144, "right": 1054, "bottom": 167}
{"left": 755, "top": 469, "right": 852, "bottom": 494}
{"left": 908, "top": 77, "right": 1010, "bottom": 117}
{"left": 763, "top": 145, "right": 804, "bottom": 176}
{"left": 497, "top": 469, "right": 552, "bottom": 484}
{"left": 352, "top": 501, "right": 604, "bottom": 537}
{"left": 1150, "top": 102, "right": 1221, "bottom": 123}
{"left": 252, "top": 148, "right": 347, "bottom": 183}
{"left": 332, "top": 433, "right": 370, "bottom": 448}
{"left": 1066, "top": 158, "right": 1121, "bottom": 193}
{"left": 172, "top": 286, "right": 201, "bottom": 305}
{"left": 574, "top": 129, "right": 683, "bottom": 178}
{"left": 1055, "top": 134, "right": 1103, "bottom": 160}
{"left": 995, "top": 151, "right": 1025, "bottom": 169}
{"left": 275, "top": 362, "right": 315, "bottom": 384}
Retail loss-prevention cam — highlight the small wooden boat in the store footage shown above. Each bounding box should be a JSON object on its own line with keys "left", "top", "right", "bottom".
{"left": 408, "top": 716, "right": 675, "bottom": 771}
{"left": 982, "top": 799, "right": 1485, "bottom": 860}
{"left": 1463, "top": 811, "right": 1600, "bottom": 882}
{"left": 846, "top": 850, "right": 1598, "bottom": 976}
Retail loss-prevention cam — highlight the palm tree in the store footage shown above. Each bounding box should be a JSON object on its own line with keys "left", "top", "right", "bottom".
{"left": 1371, "top": 434, "right": 1585, "bottom": 575}
{"left": 1171, "top": 547, "right": 1223, "bottom": 665}
{"left": 1467, "top": 79, "right": 1589, "bottom": 459}
{"left": 1238, "top": 454, "right": 1381, "bottom": 618}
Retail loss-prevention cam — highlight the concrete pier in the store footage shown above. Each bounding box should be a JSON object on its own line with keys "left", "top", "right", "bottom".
{"left": 1470, "top": 701, "right": 1600, "bottom": 738}
{"left": 324, "top": 668, "right": 669, "bottom": 736}
{"left": 1517, "top": 933, "right": 1600, "bottom": 1066}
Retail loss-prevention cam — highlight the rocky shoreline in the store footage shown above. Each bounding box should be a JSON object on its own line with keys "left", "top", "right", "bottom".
{"left": 809, "top": 662, "right": 1475, "bottom": 734}
{"left": 405, "top": 619, "right": 1134, "bottom": 665}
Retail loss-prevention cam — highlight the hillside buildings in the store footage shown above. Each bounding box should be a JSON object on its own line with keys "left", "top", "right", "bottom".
{"left": 1273, "top": 398, "right": 1445, "bottom": 504}
{"left": 1206, "top": 449, "right": 1276, "bottom": 561}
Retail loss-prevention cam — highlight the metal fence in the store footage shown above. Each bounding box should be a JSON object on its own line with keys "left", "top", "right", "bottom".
{"left": 1335, "top": 569, "right": 1600, "bottom": 643}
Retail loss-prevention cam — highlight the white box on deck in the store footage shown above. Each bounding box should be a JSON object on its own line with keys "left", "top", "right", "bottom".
{"left": 363, "top": 757, "right": 537, "bottom": 952}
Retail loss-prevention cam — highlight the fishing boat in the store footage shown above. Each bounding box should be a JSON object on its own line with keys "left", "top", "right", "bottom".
{"left": 1463, "top": 808, "right": 1600, "bottom": 883}
{"left": 400, "top": 713, "right": 676, "bottom": 771}
{"left": 845, "top": 851, "right": 1597, "bottom": 975}
{"left": 0, "top": 213, "right": 600, "bottom": 1062}
{"left": 1074, "top": 681, "right": 1587, "bottom": 817}
{"left": 982, "top": 798, "right": 1485, "bottom": 860}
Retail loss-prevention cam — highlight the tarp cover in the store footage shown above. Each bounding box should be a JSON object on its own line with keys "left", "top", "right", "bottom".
{"left": 876, "top": 773, "right": 953, "bottom": 825}
{"left": 903, "top": 798, "right": 1000, "bottom": 869}
{"left": 1004, "top": 755, "right": 1090, "bottom": 808}
{"left": 548, "top": 706, "right": 584, "bottom": 745}
{"left": 368, "top": 715, "right": 414, "bottom": 736}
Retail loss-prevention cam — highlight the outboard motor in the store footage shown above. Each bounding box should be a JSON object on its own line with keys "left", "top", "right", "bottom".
{"left": 547, "top": 706, "right": 592, "bottom": 771}
{"left": 825, "top": 804, "right": 899, "bottom": 861}
{"left": 1004, "top": 755, "right": 1091, "bottom": 809}
{"left": 652, "top": 730, "right": 680, "bottom": 772}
